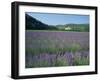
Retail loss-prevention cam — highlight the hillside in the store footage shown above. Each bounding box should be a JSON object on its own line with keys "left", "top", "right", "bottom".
{"left": 25, "top": 14, "right": 57, "bottom": 30}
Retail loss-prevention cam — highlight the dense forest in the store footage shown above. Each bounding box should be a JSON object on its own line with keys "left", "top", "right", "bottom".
{"left": 26, "top": 14, "right": 89, "bottom": 32}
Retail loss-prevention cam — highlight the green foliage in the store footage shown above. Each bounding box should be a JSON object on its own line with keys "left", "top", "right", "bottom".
{"left": 26, "top": 43, "right": 82, "bottom": 55}
{"left": 54, "top": 58, "right": 68, "bottom": 66}
{"left": 56, "top": 24, "right": 89, "bottom": 32}
{"left": 73, "top": 57, "right": 89, "bottom": 65}
{"left": 70, "top": 43, "right": 81, "bottom": 53}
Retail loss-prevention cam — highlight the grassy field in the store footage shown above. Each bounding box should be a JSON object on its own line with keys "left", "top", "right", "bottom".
{"left": 25, "top": 30, "right": 89, "bottom": 68}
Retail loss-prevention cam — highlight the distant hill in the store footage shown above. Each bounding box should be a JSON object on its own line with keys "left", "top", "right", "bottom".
{"left": 26, "top": 14, "right": 57, "bottom": 30}
{"left": 26, "top": 14, "right": 89, "bottom": 32}
{"left": 56, "top": 24, "right": 89, "bottom": 32}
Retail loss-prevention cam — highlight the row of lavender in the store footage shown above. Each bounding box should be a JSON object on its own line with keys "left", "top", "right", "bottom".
{"left": 25, "top": 31, "right": 89, "bottom": 68}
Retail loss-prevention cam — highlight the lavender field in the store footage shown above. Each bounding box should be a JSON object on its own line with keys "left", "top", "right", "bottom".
{"left": 25, "top": 30, "right": 89, "bottom": 68}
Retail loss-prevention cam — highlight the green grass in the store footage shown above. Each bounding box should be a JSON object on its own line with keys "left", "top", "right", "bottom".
{"left": 73, "top": 57, "right": 89, "bottom": 65}
{"left": 26, "top": 30, "right": 69, "bottom": 32}
{"left": 26, "top": 29, "right": 89, "bottom": 32}
{"left": 26, "top": 43, "right": 86, "bottom": 55}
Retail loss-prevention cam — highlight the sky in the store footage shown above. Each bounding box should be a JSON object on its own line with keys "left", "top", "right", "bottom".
{"left": 26, "top": 12, "right": 89, "bottom": 25}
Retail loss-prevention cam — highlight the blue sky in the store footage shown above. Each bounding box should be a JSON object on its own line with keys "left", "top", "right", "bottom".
{"left": 26, "top": 12, "right": 89, "bottom": 25}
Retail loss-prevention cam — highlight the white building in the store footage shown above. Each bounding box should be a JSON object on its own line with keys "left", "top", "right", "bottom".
{"left": 65, "top": 27, "right": 71, "bottom": 30}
